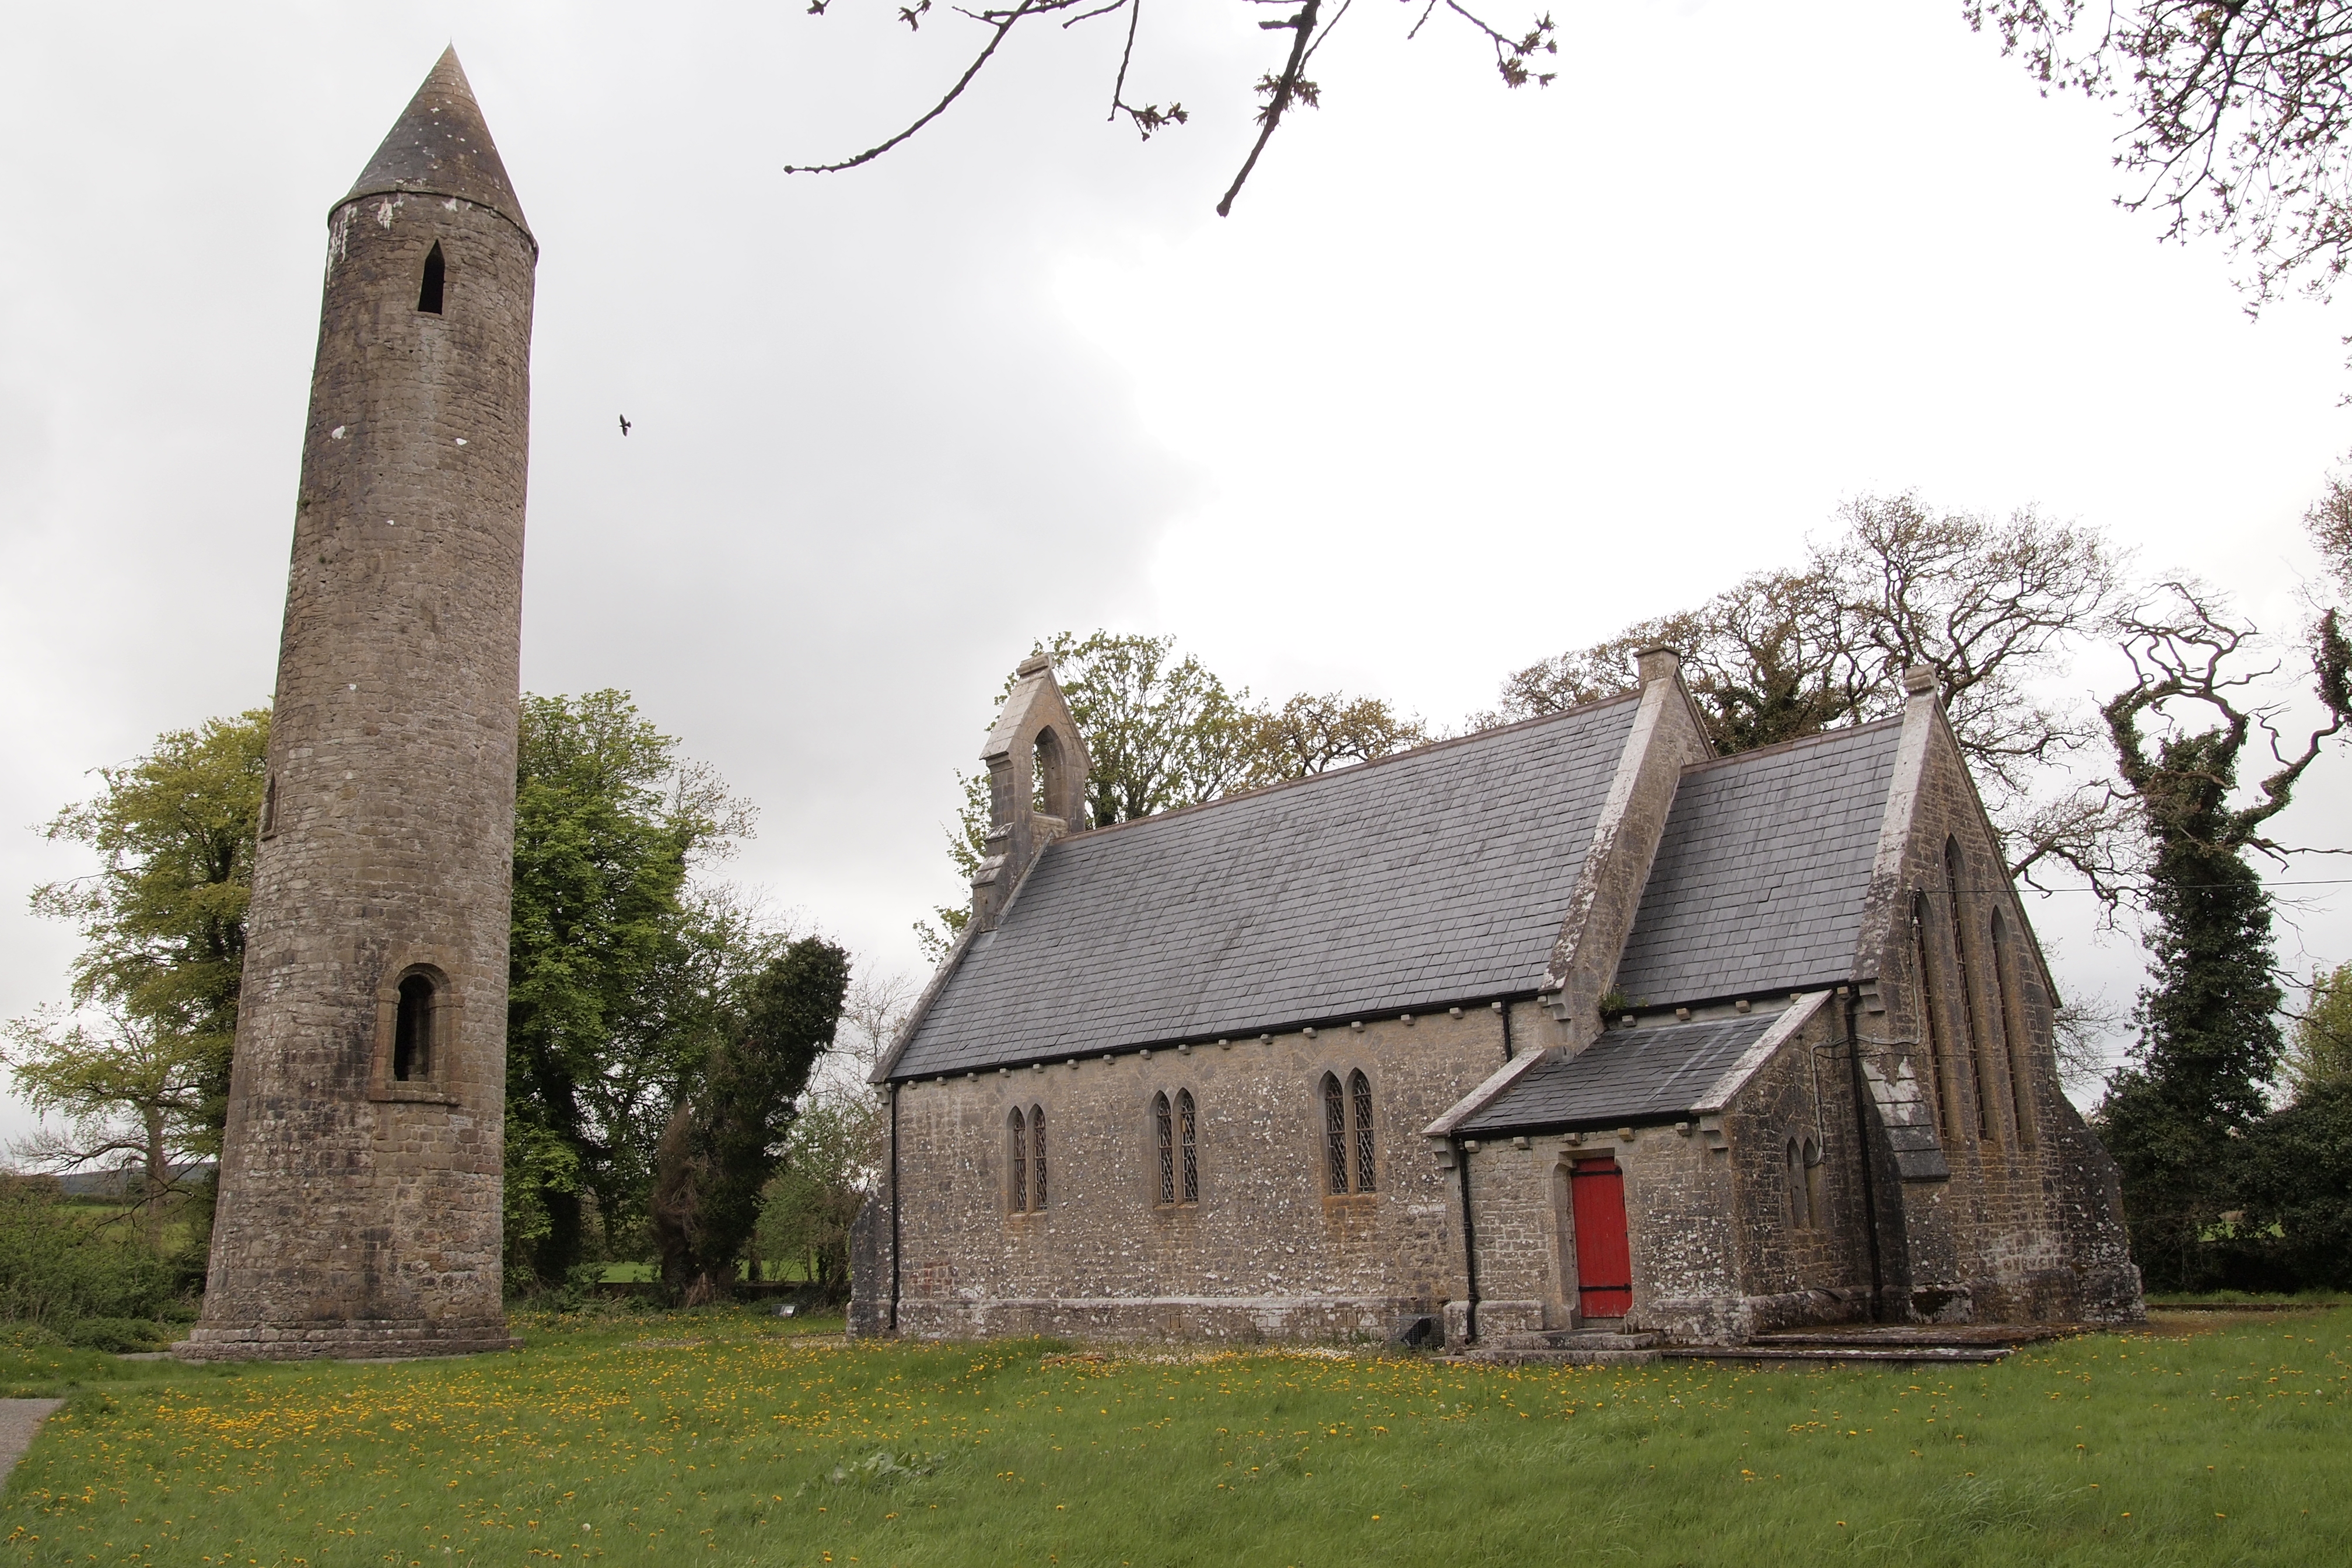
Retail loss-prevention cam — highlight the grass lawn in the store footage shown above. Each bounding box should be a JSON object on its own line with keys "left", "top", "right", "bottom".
{"left": 0, "top": 1306, "right": 2343, "bottom": 1567}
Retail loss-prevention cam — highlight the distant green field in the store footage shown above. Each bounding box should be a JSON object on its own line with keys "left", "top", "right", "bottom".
{"left": 0, "top": 1306, "right": 2343, "bottom": 1566}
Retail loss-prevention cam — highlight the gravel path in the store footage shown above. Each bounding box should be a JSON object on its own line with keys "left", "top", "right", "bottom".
{"left": 0, "top": 1399, "right": 64, "bottom": 1488}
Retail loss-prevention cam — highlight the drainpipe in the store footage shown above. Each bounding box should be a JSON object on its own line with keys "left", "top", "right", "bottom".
{"left": 888, "top": 1082, "right": 902, "bottom": 1334}
{"left": 1842, "top": 988, "right": 1884, "bottom": 1324}
{"left": 1497, "top": 998, "right": 1514, "bottom": 1062}
{"left": 1452, "top": 1133, "right": 1480, "bottom": 1345}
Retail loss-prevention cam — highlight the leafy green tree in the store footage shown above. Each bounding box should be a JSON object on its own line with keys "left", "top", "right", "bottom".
{"left": 29, "top": 710, "right": 269, "bottom": 1151}
{"left": 1250, "top": 692, "right": 1429, "bottom": 778}
{"left": 2096, "top": 584, "right": 2351, "bottom": 1289}
{"left": 1, "top": 1008, "right": 212, "bottom": 1247}
{"left": 653, "top": 938, "right": 850, "bottom": 1303}
{"left": 2231, "top": 1079, "right": 2352, "bottom": 1292}
{"left": 2288, "top": 962, "right": 2352, "bottom": 1096}
{"left": 504, "top": 691, "right": 762, "bottom": 1289}
{"left": 754, "top": 973, "right": 905, "bottom": 1296}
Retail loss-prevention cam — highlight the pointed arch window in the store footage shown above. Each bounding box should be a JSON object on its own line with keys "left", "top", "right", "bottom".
{"left": 1008, "top": 1107, "right": 1029, "bottom": 1213}
{"left": 1030, "top": 1104, "right": 1048, "bottom": 1208}
{"left": 1322, "top": 1074, "right": 1349, "bottom": 1194}
{"left": 1154, "top": 1092, "right": 1175, "bottom": 1206}
{"left": 417, "top": 242, "right": 446, "bottom": 314}
{"left": 1945, "top": 838, "right": 1996, "bottom": 1140}
{"left": 1991, "top": 911, "right": 2036, "bottom": 1146}
{"left": 1350, "top": 1070, "right": 1377, "bottom": 1193}
{"left": 1177, "top": 1089, "right": 1199, "bottom": 1204}
{"left": 1318, "top": 1072, "right": 1378, "bottom": 1194}
{"left": 1911, "top": 891, "right": 1957, "bottom": 1142}
{"left": 1785, "top": 1138, "right": 1808, "bottom": 1228}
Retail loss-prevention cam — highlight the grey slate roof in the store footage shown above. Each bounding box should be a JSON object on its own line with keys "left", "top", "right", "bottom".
{"left": 888, "top": 696, "right": 1643, "bottom": 1080}
{"left": 1458, "top": 1013, "right": 1782, "bottom": 1134}
{"left": 1610, "top": 719, "right": 1902, "bottom": 1007}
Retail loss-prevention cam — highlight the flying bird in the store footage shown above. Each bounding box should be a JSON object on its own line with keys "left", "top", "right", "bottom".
{"left": 618, "top": 415, "right": 632, "bottom": 436}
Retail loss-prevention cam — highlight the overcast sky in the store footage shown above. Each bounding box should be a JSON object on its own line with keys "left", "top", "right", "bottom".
{"left": 6, "top": 1, "right": 2351, "bottom": 1146}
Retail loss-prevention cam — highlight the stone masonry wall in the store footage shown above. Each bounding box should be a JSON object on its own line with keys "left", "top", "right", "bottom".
{"left": 1460, "top": 999, "right": 1878, "bottom": 1345}
{"left": 183, "top": 184, "right": 534, "bottom": 1360}
{"left": 1861, "top": 711, "right": 2140, "bottom": 1325}
{"left": 885, "top": 1006, "right": 1520, "bottom": 1342}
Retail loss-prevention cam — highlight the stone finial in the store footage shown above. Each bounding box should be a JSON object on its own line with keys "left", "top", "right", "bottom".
{"left": 1016, "top": 653, "right": 1053, "bottom": 677}
{"left": 1903, "top": 664, "right": 1939, "bottom": 697}
{"left": 1635, "top": 646, "right": 1683, "bottom": 685}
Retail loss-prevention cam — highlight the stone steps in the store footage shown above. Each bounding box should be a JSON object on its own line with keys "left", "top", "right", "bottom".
{"left": 1453, "top": 1326, "right": 1664, "bottom": 1366}
{"left": 1660, "top": 1344, "right": 2013, "bottom": 1364}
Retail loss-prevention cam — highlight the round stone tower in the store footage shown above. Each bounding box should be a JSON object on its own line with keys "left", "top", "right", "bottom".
{"left": 178, "top": 48, "right": 535, "bottom": 1360}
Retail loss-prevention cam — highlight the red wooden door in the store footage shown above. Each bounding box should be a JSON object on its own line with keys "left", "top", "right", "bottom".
{"left": 1570, "top": 1156, "right": 1633, "bottom": 1318}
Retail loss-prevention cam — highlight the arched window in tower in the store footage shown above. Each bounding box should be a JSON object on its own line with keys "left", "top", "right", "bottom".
{"left": 1030, "top": 1105, "right": 1048, "bottom": 1209}
{"left": 1991, "top": 911, "right": 2037, "bottom": 1146}
{"left": 1321, "top": 1073, "right": 1349, "bottom": 1194}
{"left": 1032, "top": 729, "right": 1065, "bottom": 820}
{"left": 393, "top": 972, "right": 436, "bottom": 1083}
{"left": 1785, "top": 1138, "right": 1808, "bottom": 1228}
{"left": 1178, "top": 1089, "right": 1199, "bottom": 1204}
{"left": 416, "top": 242, "right": 446, "bottom": 314}
{"left": 1008, "top": 1107, "right": 1028, "bottom": 1213}
{"left": 1945, "top": 838, "right": 1996, "bottom": 1140}
{"left": 1911, "top": 891, "right": 1957, "bottom": 1142}
{"left": 1153, "top": 1092, "right": 1175, "bottom": 1206}
{"left": 1350, "top": 1070, "right": 1377, "bottom": 1193}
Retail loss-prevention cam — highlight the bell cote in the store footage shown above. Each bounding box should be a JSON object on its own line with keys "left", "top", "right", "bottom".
{"left": 971, "top": 656, "right": 1093, "bottom": 933}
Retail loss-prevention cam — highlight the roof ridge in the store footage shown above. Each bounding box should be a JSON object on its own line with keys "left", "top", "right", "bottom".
{"left": 1675, "top": 713, "right": 1903, "bottom": 776}
{"left": 1057, "top": 690, "right": 1645, "bottom": 846}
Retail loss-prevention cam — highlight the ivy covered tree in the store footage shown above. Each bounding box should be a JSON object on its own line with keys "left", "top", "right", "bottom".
{"left": 2096, "top": 584, "right": 2351, "bottom": 1289}
{"left": 652, "top": 937, "right": 850, "bottom": 1303}
{"left": 503, "top": 691, "right": 771, "bottom": 1290}
{"left": 27, "top": 710, "right": 270, "bottom": 1157}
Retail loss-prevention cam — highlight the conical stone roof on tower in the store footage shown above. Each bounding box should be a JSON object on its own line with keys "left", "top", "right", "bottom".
{"left": 346, "top": 46, "right": 531, "bottom": 238}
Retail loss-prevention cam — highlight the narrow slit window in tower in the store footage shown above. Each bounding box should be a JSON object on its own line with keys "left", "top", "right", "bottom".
{"left": 417, "top": 242, "right": 446, "bottom": 314}
{"left": 393, "top": 973, "right": 436, "bottom": 1082}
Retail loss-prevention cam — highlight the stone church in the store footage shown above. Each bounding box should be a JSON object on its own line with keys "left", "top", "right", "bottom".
{"left": 850, "top": 651, "right": 2142, "bottom": 1347}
